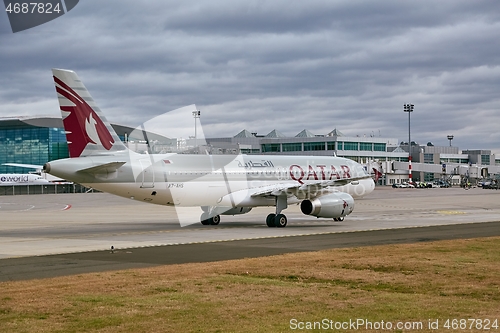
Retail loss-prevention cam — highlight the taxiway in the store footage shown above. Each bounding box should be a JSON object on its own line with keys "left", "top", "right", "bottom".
{"left": 1, "top": 187, "right": 499, "bottom": 281}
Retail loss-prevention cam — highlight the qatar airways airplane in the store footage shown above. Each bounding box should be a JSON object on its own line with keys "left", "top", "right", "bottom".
{"left": 43, "top": 69, "right": 375, "bottom": 227}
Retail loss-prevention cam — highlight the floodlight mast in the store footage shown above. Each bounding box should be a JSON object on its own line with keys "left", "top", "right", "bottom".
{"left": 447, "top": 135, "right": 454, "bottom": 147}
{"left": 403, "top": 104, "right": 414, "bottom": 182}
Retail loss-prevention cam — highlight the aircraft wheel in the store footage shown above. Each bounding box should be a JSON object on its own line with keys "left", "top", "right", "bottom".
{"left": 200, "top": 212, "right": 210, "bottom": 225}
{"left": 337, "top": 216, "right": 344, "bottom": 222}
{"left": 266, "top": 213, "right": 276, "bottom": 227}
{"left": 210, "top": 215, "right": 221, "bottom": 225}
{"left": 275, "top": 214, "right": 287, "bottom": 228}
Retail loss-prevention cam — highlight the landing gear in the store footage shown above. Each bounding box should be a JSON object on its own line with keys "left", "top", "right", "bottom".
{"left": 266, "top": 213, "right": 276, "bottom": 227}
{"left": 333, "top": 217, "right": 344, "bottom": 222}
{"left": 266, "top": 213, "right": 287, "bottom": 227}
{"left": 211, "top": 215, "right": 220, "bottom": 225}
{"left": 275, "top": 214, "right": 287, "bottom": 228}
{"left": 266, "top": 194, "right": 288, "bottom": 227}
{"left": 201, "top": 212, "right": 210, "bottom": 225}
{"left": 200, "top": 212, "right": 221, "bottom": 226}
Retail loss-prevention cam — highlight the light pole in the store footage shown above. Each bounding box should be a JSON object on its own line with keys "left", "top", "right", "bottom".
{"left": 192, "top": 110, "right": 201, "bottom": 147}
{"left": 447, "top": 135, "right": 454, "bottom": 147}
{"left": 403, "top": 104, "right": 414, "bottom": 182}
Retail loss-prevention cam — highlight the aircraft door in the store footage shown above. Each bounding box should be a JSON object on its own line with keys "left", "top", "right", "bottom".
{"left": 139, "top": 159, "right": 155, "bottom": 188}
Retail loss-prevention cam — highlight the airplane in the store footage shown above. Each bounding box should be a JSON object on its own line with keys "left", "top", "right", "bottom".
{"left": 0, "top": 173, "right": 50, "bottom": 186}
{"left": 43, "top": 69, "right": 375, "bottom": 227}
{"left": 2, "top": 163, "right": 64, "bottom": 182}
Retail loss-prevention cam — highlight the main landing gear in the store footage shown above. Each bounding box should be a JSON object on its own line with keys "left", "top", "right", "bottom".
{"left": 200, "top": 212, "right": 220, "bottom": 225}
{"left": 266, "top": 213, "right": 287, "bottom": 228}
{"left": 266, "top": 194, "right": 288, "bottom": 228}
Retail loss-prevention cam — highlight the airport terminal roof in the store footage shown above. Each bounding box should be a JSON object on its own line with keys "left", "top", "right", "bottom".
{"left": 295, "top": 129, "right": 316, "bottom": 138}
{"left": 0, "top": 116, "right": 171, "bottom": 142}
{"left": 327, "top": 128, "right": 344, "bottom": 137}
{"left": 0, "top": 116, "right": 63, "bottom": 129}
{"left": 234, "top": 129, "right": 255, "bottom": 138}
{"left": 265, "top": 129, "right": 286, "bottom": 138}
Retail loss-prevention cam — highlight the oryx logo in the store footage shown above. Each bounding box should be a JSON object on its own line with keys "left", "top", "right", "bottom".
{"left": 3, "top": 0, "right": 79, "bottom": 33}
{"left": 341, "top": 199, "right": 348, "bottom": 216}
{"left": 54, "top": 75, "right": 114, "bottom": 157}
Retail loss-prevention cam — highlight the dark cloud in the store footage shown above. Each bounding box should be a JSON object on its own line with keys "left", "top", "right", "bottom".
{"left": 1, "top": 0, "right": 499, "bottom": 152}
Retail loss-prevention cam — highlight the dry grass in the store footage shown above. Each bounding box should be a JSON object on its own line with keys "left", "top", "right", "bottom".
{"left": 1, "top": 237, "right": 499, "bottom": 332}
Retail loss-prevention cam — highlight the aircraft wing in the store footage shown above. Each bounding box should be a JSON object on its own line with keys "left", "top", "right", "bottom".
{"left": 2, "top": 163, "right": 43, "bottom": 170}
{"left": 250, "top": 175, "right": 371, "bottom": 199}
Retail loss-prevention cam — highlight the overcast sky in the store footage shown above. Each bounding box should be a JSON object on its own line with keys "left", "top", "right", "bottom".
{"left": 1, "top": 0, "right": 500, "bottom": 153}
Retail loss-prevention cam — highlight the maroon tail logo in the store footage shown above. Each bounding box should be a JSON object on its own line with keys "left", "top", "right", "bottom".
{"left": 54, "top": 76, "right": 114, "bottom": 157}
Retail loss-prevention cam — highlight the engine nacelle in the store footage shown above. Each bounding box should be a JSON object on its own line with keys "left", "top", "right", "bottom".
{"left": 300, "top": 192, "right": 354, "bottom": 218}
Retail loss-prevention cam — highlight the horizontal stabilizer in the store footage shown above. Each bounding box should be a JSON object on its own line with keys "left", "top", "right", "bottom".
{"left": 77, "top": 162, "right": 126, "bottom": 175}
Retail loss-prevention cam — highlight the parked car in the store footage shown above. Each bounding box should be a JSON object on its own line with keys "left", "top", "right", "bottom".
{"left": 415, "top": 181, "right": 431, "bottom": 188}
{"left": 482, "top": 179, "right": 498, "bottom": 189}
{"left": 392, "top": 182, "right": 414, "bottom": 188}
{"left": 432, "top": 180, "right": 450, "bottom": 188}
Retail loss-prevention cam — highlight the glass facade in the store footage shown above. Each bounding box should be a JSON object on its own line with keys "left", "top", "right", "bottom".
{"left": 359, "top": 142, "right": 372, "bottom": 151}
{"left": 0, "top": 124, "right": 68, "bottom": 173}
{"left": 481, "top": 155, "right": 490, "bottom": 165}
{"left": 240, "top": 148, "right": 261, "bottom": 154}
{"left": 424, "top": 153, "right": 434, "bottom": 164}
{"left": 342, "top": 142, "right": 359, "bottom": 151}
{"left": 373, "top": 143, "right": 386, "bottom": 151}
{"left": 303, "top": 142, "right": 325, "bottom": 151}
{"left": 282, "top": 143, "right": 302, "bottom": 152}
{"left": 261, "top": 143, "right": 280, "bottom": 153}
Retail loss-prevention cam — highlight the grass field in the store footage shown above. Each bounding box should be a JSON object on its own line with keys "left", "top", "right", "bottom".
{"left": 1, "top": 237, "right": 499, "bottom": 332}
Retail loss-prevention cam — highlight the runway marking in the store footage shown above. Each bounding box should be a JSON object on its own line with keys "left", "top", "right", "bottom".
{"left": 437, "top": 210, "right": 467, "bottom": 215}
{"left": 0, "top": 202, "right": 73, "bottom": 212}
{"left": 0, "top": 203, "right": 35, "bottom": 211}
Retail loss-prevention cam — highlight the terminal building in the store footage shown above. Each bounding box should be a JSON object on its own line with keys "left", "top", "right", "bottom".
{"left": 0, "top": 116, "right": 176, "bottom": 174}
{"left": 1, "top": 116, "right": 499, "bottom": 187}
{"left": 207, "top": 129, "right": 500, "bottom": 186}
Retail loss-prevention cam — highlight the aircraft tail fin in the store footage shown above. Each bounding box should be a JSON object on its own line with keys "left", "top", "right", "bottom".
{"left": 52, "top": 69, "right": 128, "bottom": 158}
{"left": 371, "top": 161, "right": 383, "bottom": 182}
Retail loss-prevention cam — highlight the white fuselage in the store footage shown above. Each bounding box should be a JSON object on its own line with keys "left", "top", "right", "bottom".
{"left": 45, "top": 152, "right": 375, "bottom": 207}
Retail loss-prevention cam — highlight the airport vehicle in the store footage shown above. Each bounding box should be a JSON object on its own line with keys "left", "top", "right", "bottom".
{"left": 431, "top": 180, "right": 450, "bottom": 188}
{"left": 0, "top": 173, "right": 50, "bottom": 185}
{"left": 43, "top": 69, "right": 375, "bottom": 227}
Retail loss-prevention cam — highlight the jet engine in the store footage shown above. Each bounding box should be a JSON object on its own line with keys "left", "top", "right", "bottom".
{"left": 300, "top": 192, "right": 354, "bottom": 219}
